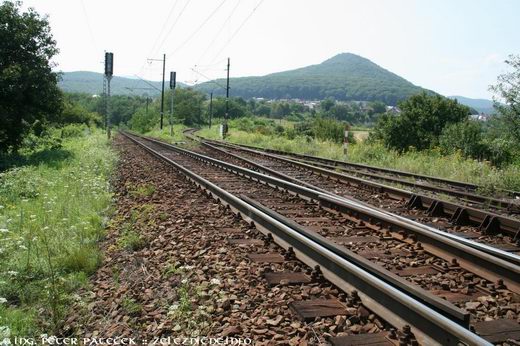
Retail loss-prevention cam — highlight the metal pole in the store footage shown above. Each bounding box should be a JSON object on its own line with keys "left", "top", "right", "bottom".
{"left": 209, "top": 92, "right": 213, "bottom": 129}
{"left": 343, "top": 125, "right": 349, "bottom": 156}
{"left": 169, "top": 71, "right": 176, "bottom": 137}
{"left": 146, "top": 97, "right": 149, "bottom": 115}
{"left": 223, "top": 57, "right": 230, "bottom": 138}
{"left": 170, "top": 90, "right": 174, "bottom": 136}
{"left": 104, "top": 52, "right": 113, "bottom": 138}
{"left": 160, "top": 53, "right": 165, "bottom": 130}
{"left": 102, "top": 76, "right": 107, "bottom": 130}
{"left": 107, "top": 76, "right": 112, "bottom": 139}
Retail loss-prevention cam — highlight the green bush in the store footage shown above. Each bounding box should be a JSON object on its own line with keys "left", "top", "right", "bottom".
{"left": 371, "top": 92, "right": 470, "bottom": 151}
{"left": 292, "top": 117, "right": 355, "bottom": 144}
{"left": 483, "top": 137, "right": 517, "bottom": 166}
{"left": 58, "top": 102, "right": 102, "bottom": 127}
{"left": 129, "top": 109, "right": 159, "bottom": 133}
{"left": 20, "top": 132, "right": 63, "bottom": 154}
{"left": 59, "top": 124, "right": 90, "bottom": 138}
{"left": 439, "top": 120, "right": 487, "bottom": 159}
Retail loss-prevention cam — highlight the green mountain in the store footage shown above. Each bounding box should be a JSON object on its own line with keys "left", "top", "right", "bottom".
{"left": 59, "top": 71, "right": 163, "bottom": 96}
{"left": 448, "top": 96, "right": 495, "bottom": 114}
{"left": 194, "top": 53, "right": 431, "bottom": 105}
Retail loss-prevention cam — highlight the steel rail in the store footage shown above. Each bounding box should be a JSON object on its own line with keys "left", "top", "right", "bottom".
{"left": 202, "top": 138, "right": 520, "bottom": 240}
{"left": 203, "top": 137, "right": 520, "bottom": 199}
{"left": 208, "top": 139, "right": 517, "bottom": 212}
{"left": 126, "top": 132, "right": 520, "bottom": 294}
{"left": 182, "top": 133, "right": 520, "bottom": 267}
{"left": 121, "top": 131, "right": 491, "bottom": 346}
{"left": 197, "top": 139, "right": 520, "bottom": 266}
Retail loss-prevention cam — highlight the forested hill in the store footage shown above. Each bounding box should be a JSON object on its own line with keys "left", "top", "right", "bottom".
{"left": 448, "top": 96, "right": 495, "bottom": 114}
{"left": 194, "top": 53, "right": 431, "bottom": 105}
{"left": 59, "top": 71, "right": 163, "bottom": 96}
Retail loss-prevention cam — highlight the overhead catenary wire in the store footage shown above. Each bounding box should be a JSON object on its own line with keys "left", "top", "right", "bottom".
{"left": 146, "top": 0, "right": 180, "bottom": 59}
{"left": 210, "top": 0, "right": 264, "bottom": 63}
{"left": 79, "top": 0, "right": 98, "bottom": 52}
{"left": 190, "top": 68, "right": 227, "bottom": 90}
{"left": 167, "top": 0, "right": 228, "bottom": 58}
{"left": 151, "top": 0, "right": 192, "bottom": 58}
{"left": 195, "top": 0, "right": 241, "bottom": 65}
{"left": 137, "top": 0, "right": 191, "bottom": 78}
{"left": 133, "top": 74, "right": 162, "bottom": 92}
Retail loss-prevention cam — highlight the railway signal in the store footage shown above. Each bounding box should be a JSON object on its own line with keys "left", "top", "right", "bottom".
{"left": 104, "top": 52, "right": 114, "bottom": 139}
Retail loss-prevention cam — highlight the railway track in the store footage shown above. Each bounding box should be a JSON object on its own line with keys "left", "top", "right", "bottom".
{"left": 201, "top": 136, "right": 520, "bottom": 200}
{"left": 190, "top": 136, "right": 520, "bottom": 254}
{"left": 201, "top": 138, "right": 519, "bottom": 214}
{"left": 122, "top": 131, "right": 520, "bottom": 345}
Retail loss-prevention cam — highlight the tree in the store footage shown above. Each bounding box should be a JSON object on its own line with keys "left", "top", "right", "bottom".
{"left": 58, "top": 101, "right": 101, "bottom": 126}
{"left": 439, "top": 120, "right": 486, "bottom": 159}
{"left": 369, "top": 101, "right": 387, "bottom": 115}
{"left": 320, "top": 98, "right": 335, "bottom": 112}
{"left": 210, "top": 97, "right": 247, "bottom": 119}
{"left": 489, "top": 55, "right": 520, "bottom": 140}
{"left": 371, "top": 92, "right": 470, "bottom": 151}
{"left": 270, "top": 101, "right": 291, "bottom": 118}
{"left": 0, "top": 1, "right": 63, "bottom": 152}
{"left": 170, "top": 88, "right": 206, "bottom": 125}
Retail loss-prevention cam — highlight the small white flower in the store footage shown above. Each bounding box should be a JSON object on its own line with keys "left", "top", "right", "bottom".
{"left": 0, "top": 229, "right": 8, "bottom": 234}
{"left": 210, "top": 278, "right": 221, "bottom": 285}
{"left": 0, "top": 298, "right": 7, "bottom": 304}
{"left": 167, "top": 304, "right": 179, "bottom": 316}
{"left": 0, "top": 206, "right": 4, "bottom": 209}
{"left": 181, "top": 278, "right": 188, "bottom": 284}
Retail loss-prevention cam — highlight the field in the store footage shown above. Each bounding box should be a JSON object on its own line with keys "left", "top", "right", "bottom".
{"left": 196, "top": 124, "right": 520, "bottom": 193}
{"left": 0, "top": 129, "right": 116, "bottom": 336}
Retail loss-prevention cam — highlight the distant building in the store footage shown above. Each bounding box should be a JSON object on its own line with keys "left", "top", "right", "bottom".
{"left": 470, "top": 113, "right": 490, "bottom": 121}
{"left": 386, "top": 106, "right": 401, "bottom": 114}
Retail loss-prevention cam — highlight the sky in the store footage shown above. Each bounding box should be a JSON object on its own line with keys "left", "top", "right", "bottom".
{"left": 20, "top": 0, "right": 520, "bottom": 99}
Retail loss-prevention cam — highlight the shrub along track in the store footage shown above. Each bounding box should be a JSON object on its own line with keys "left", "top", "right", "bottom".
{"left": 63, "top": 135, "right": 405, "bottom": 345}
{"left": 121, "top": 132, "right": 520, "bottom": 345}
{"left": 193, "top": 138, "right": 520, "bottom": 253}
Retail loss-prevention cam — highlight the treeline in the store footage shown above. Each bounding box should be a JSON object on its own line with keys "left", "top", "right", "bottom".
{"left": 126, "top": 89, "right": 388, "bottom": 133}
{"left": 0, "top": 2, "right": 102, "bottom": 154}
{"left": 371, "top": 72, "right": 520, "bottom": 167}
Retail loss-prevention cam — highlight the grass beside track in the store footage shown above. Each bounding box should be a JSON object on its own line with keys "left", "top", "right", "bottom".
{"left": 144, "top": 125, "right": 187, "bottom": 144}
{"left": 0, "top": 130, "right": 116, "bottom": 336}
{"left": 196, "top": 125, "right": 520, "bottom": 193}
